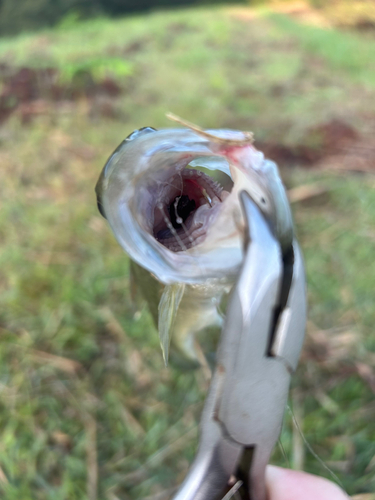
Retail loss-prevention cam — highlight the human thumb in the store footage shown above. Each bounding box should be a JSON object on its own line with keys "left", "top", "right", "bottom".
{"left": 266, "top": 465, "right": 350, "bottom": 500}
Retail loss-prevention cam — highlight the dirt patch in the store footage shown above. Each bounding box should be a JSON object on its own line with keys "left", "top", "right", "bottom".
{"left": 356, "top": 18, "right": 375, "bottom": 31}
{"left": 315, "top": 139, "right": 375, "bottom": 173}
{"left": 122, "top": 37, "right": 150, "bottom": 56}
{"left": 272, "top": 1, "right": 331, "bottom": 28}
{"left": 227, "top": 1, "right": 330, "bottom": 28}
{"left": 0, "top": 63, "right": 122, "bottom": 125}
{"left": 307, "top": 120, "right": 375, "bottom": 173}
{"left": 258, "top": 119, "right": 365, "bottom": 170}
{"left": 228, "top": 1, "right": 375, "bottom": 33}
{"left": 256, "top": 141, "right": 319, "bottom": 166}
{"left": 322, "top": 1, "right": 375, "bottom": 31}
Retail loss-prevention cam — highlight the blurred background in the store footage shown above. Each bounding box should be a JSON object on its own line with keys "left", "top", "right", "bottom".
{"left": 0, "top": 0, "right": 375, "bottom": 499}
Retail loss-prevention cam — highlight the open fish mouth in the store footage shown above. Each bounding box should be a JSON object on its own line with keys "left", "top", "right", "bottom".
{"left": 95, "top": 117, "right": 292, "bottom": 284}
{"left": 152, "top": 163, "right": 232, "bottom": 252}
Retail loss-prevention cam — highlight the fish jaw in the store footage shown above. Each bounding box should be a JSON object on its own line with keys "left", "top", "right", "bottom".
{"left": 96, "top": 128, "right": 292, "bottom": 285}
{"left": 214, "top": 142, "right": 293, "bottom": 252}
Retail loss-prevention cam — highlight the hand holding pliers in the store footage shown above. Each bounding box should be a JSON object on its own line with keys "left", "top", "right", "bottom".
{"left": 172, "top": 191, "right": 307, "bottom": 500}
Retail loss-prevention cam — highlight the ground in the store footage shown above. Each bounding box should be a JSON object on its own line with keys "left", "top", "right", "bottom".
{"left": 0, "top": 3, "right": 374, "bottom": 499}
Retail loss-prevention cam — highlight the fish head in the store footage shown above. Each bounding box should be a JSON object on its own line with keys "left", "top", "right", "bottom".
{"left": 95, "top": 125, "right": 293, "bottom": 285}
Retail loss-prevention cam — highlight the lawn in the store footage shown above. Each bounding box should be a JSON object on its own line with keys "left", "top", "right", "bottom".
{"left": 0, "top": 3, "right": 374, "bottom": 499}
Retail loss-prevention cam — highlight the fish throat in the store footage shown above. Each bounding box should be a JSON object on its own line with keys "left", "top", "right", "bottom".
{"left": 153, "top": 167, "right": 229, "bottom": 253}
{"left": 169, "top": 194, "right": 196, "bottom": 229}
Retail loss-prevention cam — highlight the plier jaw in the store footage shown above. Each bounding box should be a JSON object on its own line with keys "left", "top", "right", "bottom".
{"left": 172, "top": 192, "right": 307, "bottom": 500}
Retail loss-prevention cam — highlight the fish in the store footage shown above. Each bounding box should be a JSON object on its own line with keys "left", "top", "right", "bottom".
{"left": 95, "top": 114, "right": 293, "bottom": 367}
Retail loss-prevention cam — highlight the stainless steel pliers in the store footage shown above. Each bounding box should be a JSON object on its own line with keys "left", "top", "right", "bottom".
{"left": 172, "top": 191, "right": 307, "bottom": 500}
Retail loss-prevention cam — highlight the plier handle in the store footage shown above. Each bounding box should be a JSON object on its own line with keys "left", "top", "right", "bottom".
{"left": 172, "top": 191, "right": 307, "bottom": 500}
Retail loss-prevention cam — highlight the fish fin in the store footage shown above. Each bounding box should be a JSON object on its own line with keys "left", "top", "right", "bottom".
{"left": 129, "top": 260, "right": 140, "bottom": 305}
{"left": 129, "top": 260, "right": 160, "bottom": 327}
{"left": 158, "top": 283, "right": 185, "bottom": 366}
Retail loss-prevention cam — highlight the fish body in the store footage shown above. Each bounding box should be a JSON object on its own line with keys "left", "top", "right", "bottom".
{"left": 96, "top": 123, "right": 292, "bottom": 365}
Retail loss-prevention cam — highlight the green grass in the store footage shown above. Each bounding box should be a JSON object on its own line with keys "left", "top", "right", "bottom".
{"left": 270, "top": 13, "right": 375, "bottom": 88}
{"left": 0, "top": 4, "right": 375, "bottom": 499}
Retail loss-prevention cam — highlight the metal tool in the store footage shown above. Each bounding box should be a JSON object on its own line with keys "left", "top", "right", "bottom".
{"left": 172, "top": 191, "right": 307, "bottom": 500}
